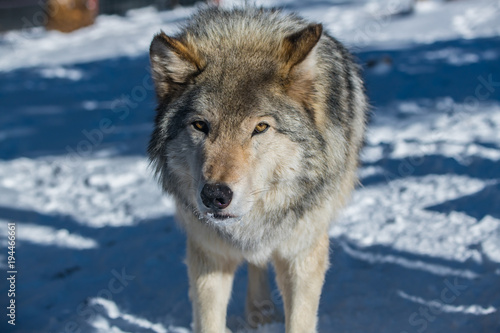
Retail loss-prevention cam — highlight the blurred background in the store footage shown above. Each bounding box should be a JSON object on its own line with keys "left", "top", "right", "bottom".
{"left": 0, "top": 0, "right": 200, "bottom": 32}
{"left": 0, "top": 0, "right": 499, "bottom": 332}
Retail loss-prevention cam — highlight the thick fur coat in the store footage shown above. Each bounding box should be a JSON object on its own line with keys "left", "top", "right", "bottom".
{"left": 149, "top": 7, "right": 367, "bottom": 333}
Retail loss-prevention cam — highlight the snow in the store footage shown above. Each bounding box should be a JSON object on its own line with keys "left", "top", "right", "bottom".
{"left": 1, "top": 0, "right": 500, "bottom": 72}
{"left": 1, "top": 0, "right": 500, "bottom": 332}
{"left": 0, "top": 157, "right": 175, "bottom": 227}
{"left": 397, "top": 291, "right": 498, "bottom": 316}
{"left": 88, "top": 298, "right": 170, "bottom": 333}
{"left": 0, "top": 222, "right": 98, "bottom": 250}
{"left": 0, "top": 6, "right": 195, "bottom": 72}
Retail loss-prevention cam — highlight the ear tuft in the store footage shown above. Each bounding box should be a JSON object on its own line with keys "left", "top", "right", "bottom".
{"left": 149, "top": 31, "right": 205, "bottom": 100}
{"left": 281, "top": 24, "right": 322, "bottom": 71}
{"left": 281, "top": 24, "right": 323, "bottom": 70}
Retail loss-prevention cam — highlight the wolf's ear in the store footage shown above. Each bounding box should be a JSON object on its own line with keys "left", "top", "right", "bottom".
{"left": 281, "top": 24, "right": 324, "bottom": 123}
{"left": 281, "top": 24, "right": 322, "bottom": 71}
{"left": 150, "top": 31, "right": 205, "bottom": 100}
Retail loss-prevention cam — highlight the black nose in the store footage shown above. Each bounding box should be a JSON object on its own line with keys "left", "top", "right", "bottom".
{"left": 201, "top": 183, "right": 233, "bottom": 210}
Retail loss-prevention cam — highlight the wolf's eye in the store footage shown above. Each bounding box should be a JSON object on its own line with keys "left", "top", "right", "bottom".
{"left": 253, "top": 123, "right": 269, "bottom": 135}
{"left": 192, "top": 121, "right": 209, "bottom": 134}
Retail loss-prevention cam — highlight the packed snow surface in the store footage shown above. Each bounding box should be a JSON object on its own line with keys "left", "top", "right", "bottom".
{"left": 0, "top": 0, "right": 499, "bottom": 332}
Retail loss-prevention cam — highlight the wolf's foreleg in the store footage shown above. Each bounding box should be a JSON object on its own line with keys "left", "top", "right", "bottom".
{"left": 273, "top": 232, "right": 329, "bottom": 333}
{"left": 187, "top": 238, "right": 238, "bottom": 333}
{"left": 245, "top": 263, "right": 278, "bottom": 328}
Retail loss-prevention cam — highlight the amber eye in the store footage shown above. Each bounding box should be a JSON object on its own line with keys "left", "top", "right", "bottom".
{"left": 192, "top": 121, "right": 209, "bottom": 134}
{"left": 253, "top": 122, "right": 269, "bottom": 135}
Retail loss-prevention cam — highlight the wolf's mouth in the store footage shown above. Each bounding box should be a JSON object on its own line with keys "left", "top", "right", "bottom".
{"left": 206, "top": 212, "right": 236, "bottom": 220}
{"left": 202, "top": 211, "right": 243, "bottom": 227}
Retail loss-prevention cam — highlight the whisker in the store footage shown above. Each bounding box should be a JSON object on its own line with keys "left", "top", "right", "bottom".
{"left": 249, "top": 187, "right": 270, "bottom": 195}
{"left": 175, "top": 169, "right": 199, "bottom": 184}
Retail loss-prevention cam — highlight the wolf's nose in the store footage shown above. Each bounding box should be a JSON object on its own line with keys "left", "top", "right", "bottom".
{"left": 201, "top": 183, "right": 233, "bottom": 210}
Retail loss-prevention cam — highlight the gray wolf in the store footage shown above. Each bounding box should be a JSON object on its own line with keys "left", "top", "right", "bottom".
{"left": 149, "top": 7, "right": 367, "bottom": 333}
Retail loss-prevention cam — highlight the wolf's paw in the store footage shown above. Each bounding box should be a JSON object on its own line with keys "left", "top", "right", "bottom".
{"left": 245, "top": 300, "right": 280, "bottom": 329}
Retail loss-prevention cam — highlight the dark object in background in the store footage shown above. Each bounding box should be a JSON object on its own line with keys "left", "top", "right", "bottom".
{"left": 45, "top": 0, "right": 98, "bottom": 33}
{"left": 99, "top": 0, "right": 195, "bottom": 15}
{"left": 0, "top": 0, "right": 46, "bottom": 32}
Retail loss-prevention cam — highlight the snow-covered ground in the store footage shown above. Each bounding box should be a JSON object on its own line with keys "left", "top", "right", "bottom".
{"left": 1, "top": 0, "right": 499, "bottom": 332}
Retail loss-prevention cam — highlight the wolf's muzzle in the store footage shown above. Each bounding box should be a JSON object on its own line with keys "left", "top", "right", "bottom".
{"left": 200, "top": 183, "right": 233, "bottom": 210}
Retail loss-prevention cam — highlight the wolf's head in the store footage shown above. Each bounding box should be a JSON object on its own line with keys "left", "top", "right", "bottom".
{"left": 148, "top": 9, "right": 344, "bottom": 227}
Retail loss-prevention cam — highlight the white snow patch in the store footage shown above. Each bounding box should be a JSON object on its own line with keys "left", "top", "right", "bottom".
{"left": 358, "top": 165, "right": 385, "bottom": 180}
{"left": 453, "top": 2, "right": 500, "bottom": 39}
{"left": 422, "top": 47, "right": 483, "bottom": 66}
{"left": 16, "top": 223, "right": 95, "bottom": 250}
{"left": 90, "top": 315, "right": 130, "bottom": 333}
{"left": 0, "top": 156, "right": 175, "bottom": 227}
{"left": 340, "top": 241, "right": 480, "bottom": 279}
{"left": 398, "top": 291, "right": 498, "bottom": 315}
{"left": 81, "top": 100, "right": 116, "bottom": 111}
{"left": 0, "top": 6, "right": 195, "bottom": 72}
{"left": 331, "top": 175, "right": 495, "bottom": 263}
{"left": 0, "top": 221, "right": 98, "bottom": 249}
{"left": 367, "top": 101, "right": 500, "bottom": 162}
{"left": 479, "top": 215, "right": 500, "bottom": 263}
{"left": 39, "top": 66, "right": 84, "bottom": 80}
{"left": 1, "top": 0, "right": 500, "bottom": 71}
{"left": 0, "top": 127, "right": 36, "bottom": 141}
{"left": 360, "top": 144, "right": 384, "bottom": 163}
{"left": 89, "top": 297, "right": 169, "bottom": 333}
